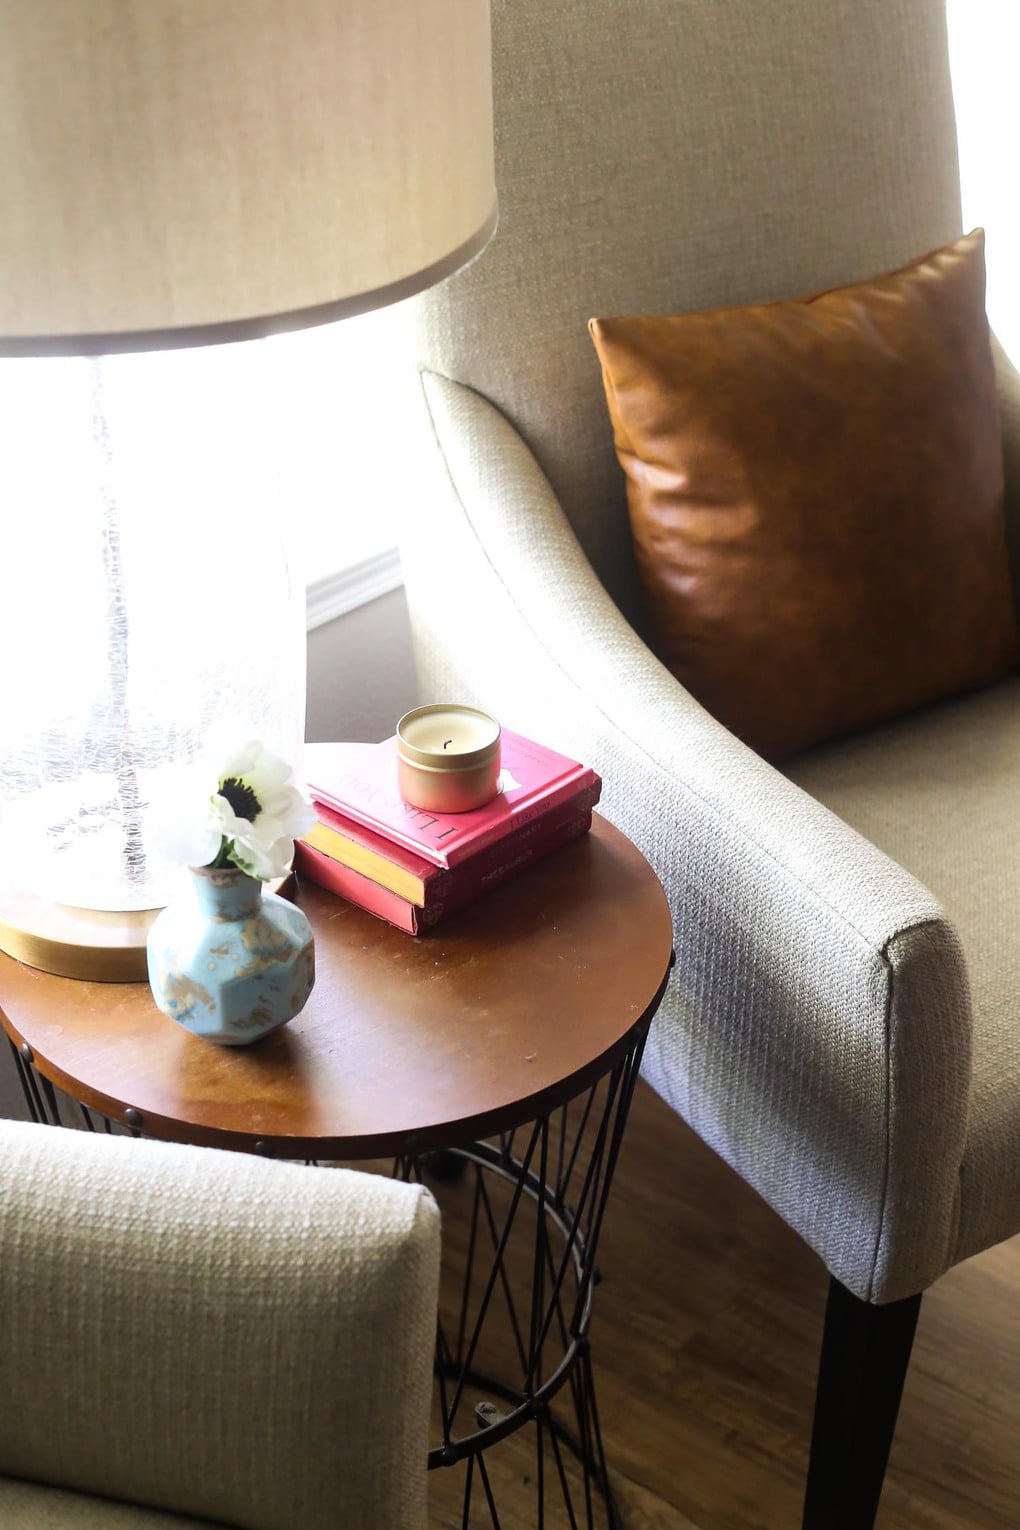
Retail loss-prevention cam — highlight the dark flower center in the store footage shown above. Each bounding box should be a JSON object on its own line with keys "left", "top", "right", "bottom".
{"left": 220, "top": 776, "right": 261, "bottom": 822}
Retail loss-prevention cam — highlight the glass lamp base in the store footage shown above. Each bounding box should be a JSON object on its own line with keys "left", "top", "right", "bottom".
{"left": 0, "top": 341, "right": 307, "bottom": 920}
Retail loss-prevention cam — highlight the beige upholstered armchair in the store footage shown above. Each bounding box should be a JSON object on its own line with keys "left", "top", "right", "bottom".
{"left": 0, "top": 1121, "right": 439, "bottom": 1529}
{"left": 399, "top": 2, "right": 1020, "bottom": 1524}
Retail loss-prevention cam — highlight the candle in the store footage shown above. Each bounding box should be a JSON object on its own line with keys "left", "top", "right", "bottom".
{"left": 396, "top": 704, "right": 502, "bottom": 813}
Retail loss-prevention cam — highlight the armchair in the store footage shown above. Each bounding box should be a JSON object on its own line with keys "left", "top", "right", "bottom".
{"left": 398, "top": 1, "right": 1020, "bottom": 1524}
{"left": 0, "top": 1121, "right": 439, "bottom": 1529}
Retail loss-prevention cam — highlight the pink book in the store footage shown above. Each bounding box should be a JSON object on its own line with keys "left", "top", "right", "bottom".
{"left": 303, "top": 731, "right": 601, "bottom": 869}
{"left": 294, "top": 805, "right": 595, "bottom": 934}
{"left": 304, "top": 780, "right": 603, "bottom": 908}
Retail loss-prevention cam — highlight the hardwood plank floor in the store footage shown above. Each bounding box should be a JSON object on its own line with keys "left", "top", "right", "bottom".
{"left": 427, "top": 1078, "right": 1020, "bottom": 1529}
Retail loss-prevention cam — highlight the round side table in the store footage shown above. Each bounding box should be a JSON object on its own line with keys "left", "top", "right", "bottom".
{"left": 0, "top": 816, "right": 673, "bottom": 1528}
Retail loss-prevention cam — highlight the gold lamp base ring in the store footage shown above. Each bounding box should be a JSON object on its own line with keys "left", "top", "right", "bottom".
{"left": 0, "top": 874, "right": 297, "bottom": 984}
{"left": 0, "top": 886, "right": 157, "bottom": 983}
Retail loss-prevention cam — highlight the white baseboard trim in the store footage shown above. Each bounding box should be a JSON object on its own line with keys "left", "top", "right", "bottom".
{"left": 305, "top": 546, "right": 403, "bottom": 631}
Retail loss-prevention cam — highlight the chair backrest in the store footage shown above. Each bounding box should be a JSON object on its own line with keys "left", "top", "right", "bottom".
{"left": 0, "top": 1120, "right": 439, "bottom": 1530}
{"left": 414, "top": 0, "right": 964, "bottom": 623}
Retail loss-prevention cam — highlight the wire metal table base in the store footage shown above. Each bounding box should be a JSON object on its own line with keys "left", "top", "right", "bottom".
{"left": 9, "top": 1023, "right": 647, "bottom": 1529}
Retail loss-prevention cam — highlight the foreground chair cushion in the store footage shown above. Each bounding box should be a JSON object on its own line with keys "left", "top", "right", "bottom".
{"left": 589, "top": 229, "right": 1017, "bottom": 760}
{"left": 0, "top": 1123, "right": 439, "bottom": 1530}
{"left": 0, "top": 1477, "right": 224, "bottom": 1527}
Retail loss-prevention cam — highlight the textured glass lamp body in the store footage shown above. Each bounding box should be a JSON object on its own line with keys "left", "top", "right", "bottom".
{"left": 0, "top": 344, "right": 306, "bottom": 913}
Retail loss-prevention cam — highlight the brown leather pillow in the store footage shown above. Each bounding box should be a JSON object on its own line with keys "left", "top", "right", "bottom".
{"left": 589, "top": 230, "right": 1017, "bottom": 760}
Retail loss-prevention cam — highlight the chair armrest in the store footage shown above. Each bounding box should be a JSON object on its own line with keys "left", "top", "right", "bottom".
{"left": 992, "top": 332, "right": 1020, "bottom": 597}
{"left": 0, "top": 1123, "right": 439, "bottom": 1530}
{"left": 400, "top": 369, "right": 973, "bottom": 1303}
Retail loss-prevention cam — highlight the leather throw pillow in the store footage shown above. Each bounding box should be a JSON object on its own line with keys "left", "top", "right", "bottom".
{"left": 589, "top": 230, "right": 1017, "bottom": 760}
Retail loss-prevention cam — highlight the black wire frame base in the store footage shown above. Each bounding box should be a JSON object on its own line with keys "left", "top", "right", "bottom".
{"left": 398, "top": 1020, "right": 650, "bottom": 1529}
{"left": 8, "top": 1015, "right": 651, "bottom": 1529}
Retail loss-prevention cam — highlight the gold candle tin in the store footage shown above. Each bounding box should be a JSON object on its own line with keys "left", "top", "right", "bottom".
{"left": 396, "top": 704, "right": 502, "bottom": 814}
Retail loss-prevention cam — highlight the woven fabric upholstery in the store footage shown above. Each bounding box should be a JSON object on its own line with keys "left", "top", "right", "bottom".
{"left": 400, "top": 0, "right": 1020, "bottom": 1307}
{"left": 0, "top": 1122, "right": 439, "bottom": 1530}
{"left": 0, "top": 1479, "right": 219, "bottom": 1528}
{"left": 786, "top": 678, "right": 1020, "bottom": 1271}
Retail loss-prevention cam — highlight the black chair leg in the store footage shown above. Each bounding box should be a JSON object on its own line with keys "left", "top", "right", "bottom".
{"left": 802, "top": 1276, "right": 922, "bottom": 1530}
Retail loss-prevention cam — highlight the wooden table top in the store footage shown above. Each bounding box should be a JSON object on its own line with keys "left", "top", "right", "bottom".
{"left": 0, "top": 816, "right": 673, "bottom": 1159}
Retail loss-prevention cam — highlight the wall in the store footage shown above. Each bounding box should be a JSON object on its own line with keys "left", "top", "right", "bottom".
{"left": 306, "top": 584, "right": 419, "bottom": 743}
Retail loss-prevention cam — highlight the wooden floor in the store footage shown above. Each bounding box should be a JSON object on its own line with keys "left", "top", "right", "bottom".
{"left": 427, "top": 1078, "right": 1020, "bottom": 1530}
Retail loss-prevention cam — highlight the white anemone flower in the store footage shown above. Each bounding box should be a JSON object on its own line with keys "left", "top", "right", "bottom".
{"left": 153, "top": 740, "right": 315, "bottom": 881}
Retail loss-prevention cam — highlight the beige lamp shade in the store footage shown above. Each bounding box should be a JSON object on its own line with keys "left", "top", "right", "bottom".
{"left": 0, "top": 0, "right": 497, "bottom": 354}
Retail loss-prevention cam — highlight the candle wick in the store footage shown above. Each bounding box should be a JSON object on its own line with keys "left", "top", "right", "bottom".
{"left": 443, "top": 739, "right": 453, "bottom": 750}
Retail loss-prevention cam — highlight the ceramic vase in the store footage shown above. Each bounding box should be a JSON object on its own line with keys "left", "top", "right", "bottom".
{"left": 146, "top": 866, "right": 314, "bottom": 1045}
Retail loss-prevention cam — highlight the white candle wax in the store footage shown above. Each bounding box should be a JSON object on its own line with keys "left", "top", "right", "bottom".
{"left": 399, "top": 707, "right": 500, "bottom": 758}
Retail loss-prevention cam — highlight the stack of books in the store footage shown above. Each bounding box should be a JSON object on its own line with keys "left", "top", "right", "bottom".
{"left": 295, "top": 731, "right": 601, "bottom": 934}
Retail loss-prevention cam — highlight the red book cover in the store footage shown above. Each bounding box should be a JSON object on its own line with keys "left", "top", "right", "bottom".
{"left": 303, "top": 781, "right": 602, "bottom": 908}
{"left": 303, "top": 732, "right": 600, "bottom": 869}
{"left": 294, "top": 805, "right": 595, "bottom": 933}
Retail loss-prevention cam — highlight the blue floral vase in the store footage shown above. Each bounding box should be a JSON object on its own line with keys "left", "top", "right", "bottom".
{"left": 146, "top": 865, "right": 314, "bottom": 1045}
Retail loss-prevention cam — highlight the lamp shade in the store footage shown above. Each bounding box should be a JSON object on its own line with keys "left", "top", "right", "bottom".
{"left": 0, "top": 0, "right": 497, "bottom": 355}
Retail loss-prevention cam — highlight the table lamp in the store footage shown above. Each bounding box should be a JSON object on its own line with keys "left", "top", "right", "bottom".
{"left": 0, "top": 0, "right": 496, "bottom": 980}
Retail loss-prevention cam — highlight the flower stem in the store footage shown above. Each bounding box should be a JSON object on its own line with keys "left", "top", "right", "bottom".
{"left": 209, "top": 838, "right": 235, "bottom": 870}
